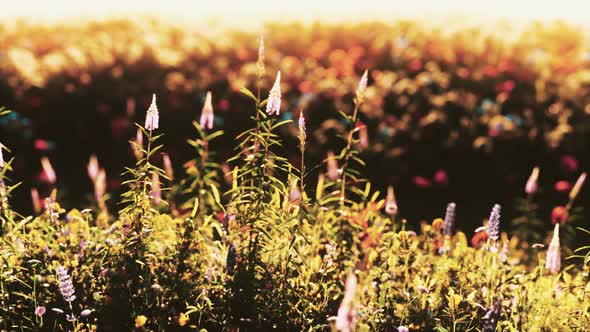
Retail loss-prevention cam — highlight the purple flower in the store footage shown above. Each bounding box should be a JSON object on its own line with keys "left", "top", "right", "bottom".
{"left": 487, "top": 204, "right": 501, "bottom": 241}
{"left": 265, "top": 71, "right": 281, "bottom": 115}
{"left": 545, "top": 224, "right": 561, "bottom": 274}
{"left": 145, "top": 93, "right": 159, "bottom": 131}
{"left": 335, "top": 273, "right": 358, "bottom": 332}
{"left": 442, "top": 202, "right": 456, "bottom": 236}
{"left": 398, "top": 327, "right": 409, "bottom": 332}
{"left": 525, "top": 166, "right": 540, "bottom": 194}
{"left": 56, "top": 266, "right": 76, "bottom": 302}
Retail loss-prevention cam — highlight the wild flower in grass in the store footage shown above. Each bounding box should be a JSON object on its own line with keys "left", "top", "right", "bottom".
{"left": 385, "top": 185, "right": 398, "bottom": 216}
{"left": 487, "top": 204, "right": 501, "bottom": 241}
{"left": 568, "top": 172, "right": 586, "bottom": 202}
{"left": 442, "top": 202, "right": 456, "bottom": 236}
{"left": 326, "top": 150, "right": 339, "bottom": 181}
{"left": 335, "top": 273, "right": 358, "bottom": 332}
{"left": 397, "top": 327, "right": 409, "bottom": 332}
{"left": 266, "top": 71, "right": 281, "bottom": 115}
{"left": 545, "top": 224, "right": 561, "bottom": 274}
{"left": 525, "top": 166, "right": 540, "bottom": 194}
{"left": 94, "top": 168, "right": 106, "bottom": 202}
{"left": 40, "top": 157, "right": 56, "bottom": 184}
{"left": 87, "top": 154, "right": 99, "bottom": 181}
{"left": 298, "top": 110, "right": 306, "bottom": 145}
{"left": 35, "top": 306, "right": 46, "bottom": 317}
{"left": 56, "top": 266, "right": 76, "bottom": 302}
{"left": 481, "top": 298, "right": 502, "bottom": 332}
{"left": 162, "top": 153, "right": 174, "bottom": 180}
{"left": 226, "top": 243, "right": 236, "bottom": 275}
{"left": 145, "top": 93, "right": 159, "bottom": 131}
{"left": 200, "top": 91, "right": 214, "bottom": 130}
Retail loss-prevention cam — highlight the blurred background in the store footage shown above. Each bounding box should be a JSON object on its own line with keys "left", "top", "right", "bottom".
{"left": 0, "top": 1, "right": 589, "bottom": 234}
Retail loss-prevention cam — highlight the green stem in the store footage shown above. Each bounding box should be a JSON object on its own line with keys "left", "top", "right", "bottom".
{"left": 339, "top": 102, "right": 360, "bottom": 205}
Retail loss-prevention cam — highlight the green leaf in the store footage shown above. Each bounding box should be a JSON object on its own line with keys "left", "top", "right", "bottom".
{"left": 240, "top": 87, "right": 258, "bottom": 103}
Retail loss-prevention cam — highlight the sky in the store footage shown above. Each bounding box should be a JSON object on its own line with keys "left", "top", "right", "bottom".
{"left": 1, "top": 0, "right": 590, "bottom": 29}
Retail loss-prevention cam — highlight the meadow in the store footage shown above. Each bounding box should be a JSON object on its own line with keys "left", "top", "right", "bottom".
{"left": 0, "top": 20, "right": 590, "bottom": 331}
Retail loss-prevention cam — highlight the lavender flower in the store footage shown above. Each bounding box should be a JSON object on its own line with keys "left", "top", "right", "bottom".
{"left": 442, "top": 202, "right": 456, "bottom": 236}
{"left": 335, "top": 273, "right": 358, "bottom": 332}
{"left": 200, "top": 91, "right": 214, "bottom": 130}
{"left": 487, "top": 204, "right": 501, "bottom": 241}
{"left": 56, "top": 266, "right": 76, "bottom": 302}
{"left": 41, "top": 157, "right": 56, "bottom": 184}
{"left": 265, "top": 71, "right": 281, "bottom": 115}
{"left": 298, "top": 111, "right": 306, "bottom": 135}
{"left": 481, "top": 298, "right": 502, "bottom": 332}
{"left": 145, "top": 93, "right": 159, "bottom": 131}
{"left": 545, "top": 224, "right": 561, "bottom": 274}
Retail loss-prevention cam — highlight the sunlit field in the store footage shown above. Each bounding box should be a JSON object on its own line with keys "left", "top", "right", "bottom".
{"left": 1, "top": 3, "right": 590, "bottom": 331}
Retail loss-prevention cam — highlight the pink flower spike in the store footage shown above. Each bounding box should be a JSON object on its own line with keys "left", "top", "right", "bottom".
{"left": 87, "top": 154, "right": 99, "bottom": 182}
{"left": 35, "top": 306, "right": 46, "bottom": 317}
{"left": 525, "top": 166, "right": 540, "bottom": 194}
{"left": 298, "top": 111, "right": 306, "bottom": 133}
{"left": 356, "top": 69, "right": 368, "bottom": 98}
{"left": 545, "top": 224, "right": 561, "bottom": 274}
{"left": 40, "top": 157, "right": 56, "bottom": 184}
{"left": 200, "top": 91, "right": 214, "bottom": 130}
{"left": 266, "top": 71, "right": 281, "bottom": 115}
{"left": 569, "top": 172, "right": 586, "bottom": 201}
{"left": 94, "top": 169, "right": 107, "bottom": 202}
{"left": 144, "top": 93, "right": 159, "bottom": 131}
{"left": 163, "top": 153, "right": 174, "bottom": 180}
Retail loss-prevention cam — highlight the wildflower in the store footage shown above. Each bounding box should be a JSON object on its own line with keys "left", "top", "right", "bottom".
{"left": 356, "top": 69, "right": 368, "bottom": 100}
{"left": 433, "top": 169, "right": 449, "bottom": 187}
{"left": 265, "top": 71, "right": 281, "bottom": 115}
{"left": 226, "top": 244, "right": 236, "bottom": 275}
{"left": 551, "top": 206, "right": 569, "bottom": 224}
{"left": 481, "top": 298, "right": 502, "bottom": 332}
{"left": 145, "top": 93, "right": 159, "bottom": 131}
{"left": 442, "top": 202, "right": 456, "bottom": 236}
{"left": 554, "top": 180, "right": 571, "bottom": 193}
{"left": 200, "top": 91, "right": 214, "bottom": 130}
{"left": 545, "top": 224, "right": 561, "bottom": 274}
{"left": 525, "top": 166, "right": 540, "bottom": 194}
{"left": 126, "top": 97, "right": 136, "bottom": 117}
{"left": 80, "top": 309, "right": 91, "bottom": 317}
{"left": 398, "top": 327, "right": 409, "bottom": 332}
{"left": 487, "top": 204, "right": 501, "bottom": 241}
{"left": 40, "top": 157, "right": 56, "bottom": 184}
{"left": 326, "top": 150, "right": 339, "bottom": 181}
{"left": 56, "top": 266, "right": 76, "bottom": 302}
{"left": 569, "top": 172, "right": 586, "bottom": 202}
{"left": 87, "top": 154, "right": 99, "bottom": 181}
{"left": 298, "top": 110, "right": 307, "bottom": 145}
{"left": 94, "top": 169, "right": 106, "bottom": 202}
{"left": 35, "top": 306, "right": 46, "bottom": 317}
{"left": 560, "top": 155, "right": 578, "bottom": 174}
{"left": 385, "top": 185, "right": 398, "bottom": 216}
{"left": 162, "top": 153, "right": 174, "bottom": 180}
{"left": 135, "top": 315, "right": 148, "bottom": 328}
{"left": 150, "top": 172, "right": 161, "bottom": 205}
{"left": 357, "top": 122, "right": 368, "bottom": 150}
{"left": 335, "top": 273, "right": 358, "bottom": 332}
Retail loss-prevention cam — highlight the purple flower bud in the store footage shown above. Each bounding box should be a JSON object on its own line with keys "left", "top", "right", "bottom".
{"left": 56, "top": 266, "right": 76, "bottom": 303}
{"left": 145, "top": 94, "right": 159, "bottom": 131}
{"left": 265, "top": 71, "right": 281, "bottom": 116}
{"left": 442, "top": 202, "right": 456, "bottom": 236}
{"left": 487, "top": 204, "right": 501, "bottom": 241}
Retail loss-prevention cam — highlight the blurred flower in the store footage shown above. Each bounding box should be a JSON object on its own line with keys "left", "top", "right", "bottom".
{"left": 545, "top": 224, "right": 561, "bottom": 274}
{"left": 200, "top": 91, "right": 214, "bottom": 130}
{"left": 80, "top": 309, "right": 91, "bottom": 317}
{"left": 40, "top": 157, "right": 56, "bottom": 184}
{"left": 481, "top": 298, "right": 502, "bottom": 332}
{"left": 487, "top": 204, "right": 501, "bottom": 241}
{"left": 266, "top": 71, "right": 281, "bottom": 115}
{"left": 94, "top": 168, "right": 107, "bottom": 202}
{"left": 162, "top": 153, "right": 174, "bottom": 180}
{"left": 551, "top": 206, "right": 569, "bottom": 224}
{"left": 135, "top": 315, "right": 147, "bottom": 328}
{"left": 335, "top": 273, "right": 358, "bottom": 332}
{"left": 35, "top": 306, "right": 46, "bottom": 317}
{"left": 398, "top": 327, "right": 409, "bottom": 332}
{"left": 31, "top": 187, "right": 41, "bottom": 214}
{"left": 357, "top": 122, "right": 368, "bottom": 150}
{"left": 499, "top": 242, "right": 509, "bottom": 263}
{"left": 87, "top": 154, "right": 99, "bottom": 182}
{"left": 151, "top": 172, "right": 161, "bottom": 205}
{"left": 356, "top": 69, "right": 368, "bottom": 100}
{"left": 569, "top": 172, "right": 586, "bottom": 202}
{"left": 433, "top": 169, "right": 449, "bottom": 187}
{"left": 525, "top": 166, "right": 540, "bottom": 194}
{"left": 560, "top": 155, "right": 578, "bottom": 174}
{"left": 413, "top": 176, "right": 431, "bottom": 188}
{"left": 145, "top": 93, "right": 159, "bottom": 131}
{"left": 326, "top": 150, "right": 339, "bottom": 181}
{"left": 257, "top": 34, "right": 265, "bottom": 78}
{"left": 133, "top": 127, "right": 143, "bottom": 160}
{"left": 56, "top": 266, "right": 76, "bottom": 302}
{"left": 554, "top": 180, "right": 571, "bottom": 193}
